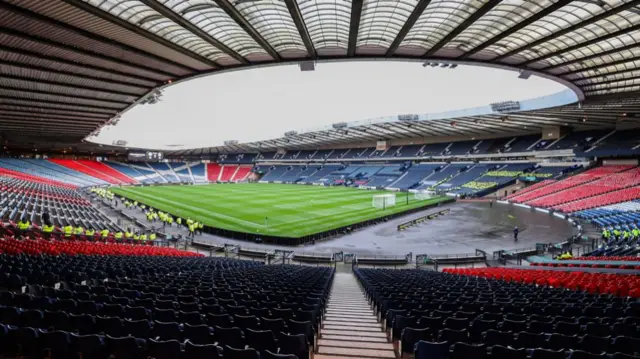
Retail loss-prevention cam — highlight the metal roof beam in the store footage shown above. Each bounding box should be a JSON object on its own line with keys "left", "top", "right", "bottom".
{"left": 560, "top": 54, "right": 640, "bottom": 78}
{"left": 0, "top": 95, "right": 119, "bottom": 113}
{"left": 462, "top": 117, "right": 526, "bottom": 132}
{"left": 2, "top": 85, "right": 130, "bottom": 106}
{"left": 0, "top": 110, "right": 106, "bottom": 122}
{"left": 409, "top": 121, "right": 447, "bottom": 136}
{"left": 347, "top": 0, "right": 364, "bottom": 57}
{"left": 213, "top": 0, "right": 281, "bottom": 61}
{"left": 494, "top": 0, "right": 640, "bottom": 62}
{"left": 580, "top": 74, "right": 640, "bottom": 88}
{"left": 0, "top": 74, "right": 141, "bottom": 98}
{"left": 460, "top": 0, "right": 573, "bottom": 60}
{"left": 424, "top": 0, "right": 500, "bottom": 57}
{"left": 427, "top": 121, "right": 466, "bottom": 136}
{"left": 0, "top": 44, "right": 159, "bottom": 86}
{"left": 577, "top": 67, "right": 639, "bottom": 82}
{"left": 541, "top": 43, "right": 638, "bottom": 72}
{"left": 61, "top": 0, "right": 220, "bottom": 68}
{"left": 585, "top": 83, "right": 640, "bottom": 94}
{"left": 372, "top": 124, "right": 409, "bottom": 139}
{"left": 390, "top": 122, "right": 430, "bottom": 138}
{"left": 0, "top": 118, "right": 97, "bottom": 129}
{"left": 0, "top": 120, "right": 94, "bottom": 130}
{"left": 520, "top": 23, "right": 640, "bottom": 67}
{"left": 0, "top": 57, "right": 151, "bottom": 91}
{"left": 0, "top": 1, "right": 197, "bottom": 74}
{"left": 139, "top": 0, "right": 248, "bottom": 65}
{"left": 0, "top": 103, "right": 112, "bottom": 118}
{"left": 284, "top": 0, "right": 316, "bottom": 58}
{"left": 386, "top": 0, "right": 433, "bottom": 56}
{"left": 434, "top": 120, "right": 486, "bottom": 135}
{"left": 0, "top": 26, "right": 175, "bottom": 80}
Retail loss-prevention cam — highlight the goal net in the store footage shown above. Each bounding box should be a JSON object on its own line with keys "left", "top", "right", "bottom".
{"left": 414, "top": 190, "right": 435, "bottom": 201}
{"left": 372, "top": 194, "right": 396, "bottom": 209}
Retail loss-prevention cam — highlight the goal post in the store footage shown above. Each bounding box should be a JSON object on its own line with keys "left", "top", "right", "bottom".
{"left": 373, "top": 193, "right": 396, "bottom": 210}
{"left": 414, "top": 190, "right": 435, "bottom": 201}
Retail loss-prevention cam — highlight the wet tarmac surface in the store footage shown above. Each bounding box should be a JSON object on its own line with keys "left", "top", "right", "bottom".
{"left": 140, "top": 201, "right": 576, "bottom": 256}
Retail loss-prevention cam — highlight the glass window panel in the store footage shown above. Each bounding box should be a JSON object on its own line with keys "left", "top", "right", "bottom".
{"left": 160, "top": 0, "right": 265, "bottom": 57}
{"left": 566, "top": 58, "right": 640, "bottom": 83}
{"left": 400, "top": 0, "right": 482, "bottom": 50}
{"left": 552, "top": 45, "right": 640, "bottom": 75}
{"left": 233, "top": 0, "right": 307, "bottom": 53}
{"left": 297, "top": 0, "right": 352, "bottom": 49}
{"left": 583, "top": 78, "right": 640, "bottom": 91}
{"left": 446, "top": 0, "right": 552, "bottom": 55}
{"left": 484, "top": 2, "right": 607, "bottom": 58}
{"left": 84, "top": 0, "right": 225, "bottom": 60}
{"left": 525, "top": 28, "right": 640, "bottom": 68}
{"left": 587, "top": 85, "right": 640, "bottom": 95}
{"left": 357, "top": 0, "right": 418, "bottom": 48}
{"left": 526, "top": 11, "right": 640, "bottom": 61}
{"left": 575, "top": 69, "right": 640, "bottom": 86}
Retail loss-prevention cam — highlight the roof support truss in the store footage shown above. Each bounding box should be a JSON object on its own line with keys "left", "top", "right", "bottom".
{"left": 212, "top": 0, "right": 281, "bottom": 61}
{"left": 61, "top": 0, "right": 220, "bottom": 68}
{"left": 347, "top": 0, "right": 364, "bottom": 57}
{"left": 520, "top": 23, "right": 640, "bottom": 67}
{"left": 284, "top": 0, "right": 316, "bottom": 58}
{"left": 494, "top": 0, "right": 640, "bottom": 62}
{"left": 139, "top": 0, "right": 248, "bottom": 64}
{"left": 386, "top": 0, "right": 432, "bottom": 56}
{"left": 424, "top": 0, "right": 500, "bottom": 57}
{"left": 460, "top": 0, "right": 573, "bottom": 60}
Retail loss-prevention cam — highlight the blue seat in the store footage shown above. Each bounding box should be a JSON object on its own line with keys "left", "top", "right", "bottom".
{"left": 414, "top": 340, "right": 448, "bottom": 359}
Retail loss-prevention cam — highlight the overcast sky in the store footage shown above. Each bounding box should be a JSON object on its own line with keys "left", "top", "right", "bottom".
{"left": 91, "top": 61, "right": 569, "bottom": 150}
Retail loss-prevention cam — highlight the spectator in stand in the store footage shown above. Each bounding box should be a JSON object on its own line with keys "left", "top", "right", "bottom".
{"left": 17, "top": 216, "right": 31, "bottom": 237}
{"left": 42, "top": 220, "right": 55, "bottom": 239}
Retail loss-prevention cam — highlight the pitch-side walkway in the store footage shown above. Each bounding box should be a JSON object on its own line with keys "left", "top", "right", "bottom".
{"left": 315, "top": 273, "right": 395, "bottom": 359}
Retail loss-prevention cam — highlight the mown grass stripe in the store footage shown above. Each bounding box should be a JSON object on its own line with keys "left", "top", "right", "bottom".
{"left": 112, "top": 184, "right": 446, "bottom": 238}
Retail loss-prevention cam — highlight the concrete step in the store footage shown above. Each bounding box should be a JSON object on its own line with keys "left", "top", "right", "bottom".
{"left": 326, "top": 310, "right": 373, "bottom": 316}
{"left": 324, "top": 325, "right": 382, "bottom": 332}
{"left": 314, "top": 354, "right": 384, "bottom": 359}
{"left": 318, "top": 339, "right": 393, "bottom": 350}
{"left": 321, "top": 329, "right": 386, "bottom": 337}
{"left": 325, "top": 316, "right": 378, "bottom": 324}
{"left": 324, "top": 321, "right": 379, "bottom": 328}
{"left": 318, "top": 346, "right": 395, "bottom": 358}
{"left": 321, "top": 334, "right": 388, "bottom": 343}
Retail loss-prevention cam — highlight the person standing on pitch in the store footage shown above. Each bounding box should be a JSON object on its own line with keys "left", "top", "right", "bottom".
{"left": 514, "top": 226, "right": 519, "bottom": 242}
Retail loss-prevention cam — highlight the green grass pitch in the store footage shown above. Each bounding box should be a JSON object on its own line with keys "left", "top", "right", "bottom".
{"left": 112, "top": 184, "right": 448, "bottom": 238}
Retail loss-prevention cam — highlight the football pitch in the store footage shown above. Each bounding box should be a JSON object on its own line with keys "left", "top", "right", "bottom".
{"left": 112, "top": 184, "right": 447, "bottom": 238}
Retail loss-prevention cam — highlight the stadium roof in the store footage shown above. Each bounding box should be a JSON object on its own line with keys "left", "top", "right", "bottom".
{"left": 3, "top": 0, "right": 640, "bottom": 152}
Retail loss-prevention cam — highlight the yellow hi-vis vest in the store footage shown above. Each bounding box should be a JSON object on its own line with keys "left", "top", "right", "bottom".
{"left": 140, "top": 234, "right": 147, "bottom": 241}
{"left": 100, "top": 229, "right": 110, "bottom": 237}
{"left": 64, "top": 225, "right": 73, "bottom": 236}
{"left": 125, "top": 231, "right": 133, "bottom": 238}
{"left": 85, "top": 229, "right": 95, "bottom": 236}
{"left": 74, "top": 227, "right": 84, "bottom": 235}
{"left": 149, "top": 233, "right": 156, "bottom": 241}
{"left": 114, "top": 232, "right": 123, "bottom": 239}
{"left": 133, "top": 234, "right": 140, "bottom": 240}
{"left": 17, "top": 221, "right": 30, "bottom": 230}
{"left": 43, "top": 224, "right": 55, "bottom": 233}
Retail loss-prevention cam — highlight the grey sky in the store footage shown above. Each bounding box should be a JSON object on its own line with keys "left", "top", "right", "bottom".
{"left": 91, "top": 61, "right": 568, "bottom": 150}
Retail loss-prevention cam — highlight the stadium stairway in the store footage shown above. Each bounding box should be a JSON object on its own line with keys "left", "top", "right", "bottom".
{"left": 316, "top": 273, "right": 395, "bottom": 359}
